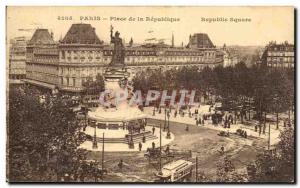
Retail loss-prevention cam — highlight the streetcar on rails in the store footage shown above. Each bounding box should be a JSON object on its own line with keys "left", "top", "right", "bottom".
{"left": 155, "top": 159, "right": 193, "bottom": 182}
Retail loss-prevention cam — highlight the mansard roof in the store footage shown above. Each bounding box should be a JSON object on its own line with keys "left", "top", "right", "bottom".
{"left": 28, "top": 29, "right": 55, "bottom": 45}
{"left": 61, "top": 23, "right": 102, "bottom": 45}
{"left": 189, "top": 33, "right": 215, "bottom": 48}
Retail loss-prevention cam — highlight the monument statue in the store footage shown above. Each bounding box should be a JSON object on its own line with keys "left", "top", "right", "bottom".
{"left": 110, "top": 25, "right": 125, "bottom": 67}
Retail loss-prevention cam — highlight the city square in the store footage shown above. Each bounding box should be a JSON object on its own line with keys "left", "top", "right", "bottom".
{"left": 7, "top": 6, "right": 295, "bottom": 183}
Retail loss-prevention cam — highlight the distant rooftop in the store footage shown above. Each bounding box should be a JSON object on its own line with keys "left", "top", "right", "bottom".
{"left": 61, "top": 23, "right": 103, "bottom": 45}
{"left": 28, "top": 29, "right": 55, "bottom": 45}
{"left": 189, "top": 33, "right": 215, "bottom": 49}
{"left": 267, "top": 41, "right": 294, "bottom": 51}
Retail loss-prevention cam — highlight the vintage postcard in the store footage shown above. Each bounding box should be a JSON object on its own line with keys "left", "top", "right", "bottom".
{"left": 6, "top": 6, "right": 295, "bottom": 183}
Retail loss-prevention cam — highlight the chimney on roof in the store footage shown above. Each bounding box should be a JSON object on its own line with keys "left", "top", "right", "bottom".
{"left": 129, "top": 37, "right": 133, "bottom": 47}
{"left": 59, "top": 33, "right": 62, "bottom": 42}
{"left": 171, "top": 32, "right": 174, "bottom": 47}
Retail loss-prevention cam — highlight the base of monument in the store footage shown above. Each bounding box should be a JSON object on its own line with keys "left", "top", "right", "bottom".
{"left": 79, "top": 126, "right": 175, "bottom": 152}
{"left": 83, "top": 126, "right": 158, "bottom": 144}
{"left": 103, "top": 66, "right": 129, "bottom": 80}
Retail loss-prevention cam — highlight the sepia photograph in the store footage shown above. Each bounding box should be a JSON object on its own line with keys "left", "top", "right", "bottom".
{"left": 6, "top": 6, "right": 295, "bottom": 183}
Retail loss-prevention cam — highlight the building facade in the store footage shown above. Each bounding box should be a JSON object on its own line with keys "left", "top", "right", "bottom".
{"left": 25, "top": 29, "right": 59, "bottom": 90}
{"left": 8, "top": 36, "right": 28, "bottom": 84}
{"left": 221, "top": 44, "right": 239, "bottom": 67}
{"left": 24, "top": 23, "right": 224, "bottom": 93}
{"left": 260, "top": 41, "right": 294, "bottom": 69}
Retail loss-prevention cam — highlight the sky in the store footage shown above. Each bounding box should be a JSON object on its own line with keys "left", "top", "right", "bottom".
{"left": 6, "top": 6, "right": 294, "bottom": 47}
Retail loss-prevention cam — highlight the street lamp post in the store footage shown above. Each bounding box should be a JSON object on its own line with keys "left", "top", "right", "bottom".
{"left": 92, "top": 126, "right": 98, "bottom": 149}
{"left": 195, "top": 157, "right": 198, "bottom": 182}
{"left": 164, "top": 107, "right": 167, "bottom": 132}
{"left": 268, "top": 123, "right": 271, "bottom": 150}
{"left": 102, "top": 132, "right": 105, "bottom": 180}
{"left": 166, "top": 112, "right": 171, "bottom": 139}
{"left": 129, "top": 126, "right": 134, "bottom": 149}
{"left": 276, "top": 100, "right": 279, "bottom": 130}
{"left": 159, "top": 123, "right": 163, "bottom": 176}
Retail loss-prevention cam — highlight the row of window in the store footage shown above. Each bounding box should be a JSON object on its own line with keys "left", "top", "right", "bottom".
{"left": 60, "top": 77, "right": 94, "bottom": 87}
{"left": 9, "top": 74, "right": 25, "bottom": 80}
{"left": 267, "top": 57, "right": 294, "bottom": 62}
{"left": 61, "top": 50, "right": 102, "bottom": 59}
{"left": 60, "top": 55, "right": 213, "bottom": 63}
{"left": 60, "top": 67, "right": 103, "bottom": 75}
{"left": 27, "top": 71, "right": 57, "bottom": 84}
{"left": 61, "top": 77, "right": 77, "bottom": 87}
{"left": 34, "top": 48, "right": 58, "bottom": 55}
{"left": 268, "top": 51, "right": 294, "bottom": 56}
{"left": 35, "top": 56, "right": 59, "bottom": 64}
{"left": 269, "top": 47, "right": 294, "bottom": 51}
{"left": 27, "top": 64, "right": 58, "bottom": 74}
{"left": 60, "top": 49, "right": 215, "bottom": 58}
{"left": 267, "top": 62, "right": 294, "bottom": 68}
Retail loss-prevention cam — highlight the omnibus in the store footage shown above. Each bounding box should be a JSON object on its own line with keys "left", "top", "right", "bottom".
{"left": 155, "top": 159, "right": 193, "bottom": 182}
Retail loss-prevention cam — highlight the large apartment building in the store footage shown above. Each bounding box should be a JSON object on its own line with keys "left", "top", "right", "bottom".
{"left": 24, "top": 23, "right": 224, "bottom": 93}
{"left": 260, "top": 41, "right": 294, "bottom": 69}
{"left": 8, "top": 36, "right": 28, "bottom": 84}
{"left": 25, "top": 29, "right": 59, "bottom": 90}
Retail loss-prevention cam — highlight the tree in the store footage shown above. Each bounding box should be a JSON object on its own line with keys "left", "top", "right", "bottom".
{"left": 247, "top": 127, "right": 295, "bottom": 183}
{"left": 82, "top": 73, "right": 105, "bottom": 95}
{"left": 8, "top": 86, "right": 89, "bottom": 182}
{"left": 216, "top": 155, "right": 246, "bottom": 182}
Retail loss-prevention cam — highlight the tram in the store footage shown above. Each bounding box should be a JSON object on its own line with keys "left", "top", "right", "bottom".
{"left": 155, "top": 159, "right": 193, "bottom": 182}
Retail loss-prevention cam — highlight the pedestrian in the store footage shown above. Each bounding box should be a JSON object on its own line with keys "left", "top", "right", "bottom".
{"left": 152, "top": 126, "right": 155, "bottom": 135}
{"left": 152, "top": 142, "right": 155, "bottom": 149}
{"left": 139, "top": 142, "right": 142, "bottom": 151}
{"left": 142, "top": 135, "right": 146, "bottom": 143}
{"left": 219, "top": 146, "right": 225, "bottom": 155}
{"left": 196, "top": 119, "right": 199, "bottom": 126}
{"left": 185, "top": 125, "right": 189, "bottom": 132}
{"left": 118, "top": 159, "right": 123, "bottom": 170}
{"left": 165, "top": 145, "right": 170, "bottom": 154}
{"left": 240, "top": 130, "right": 244, "bottom": 137}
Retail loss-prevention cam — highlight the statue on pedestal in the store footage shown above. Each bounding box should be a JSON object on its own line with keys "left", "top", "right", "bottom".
{"left": 109, "top": 25, "right": 125, "bottom": 67}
